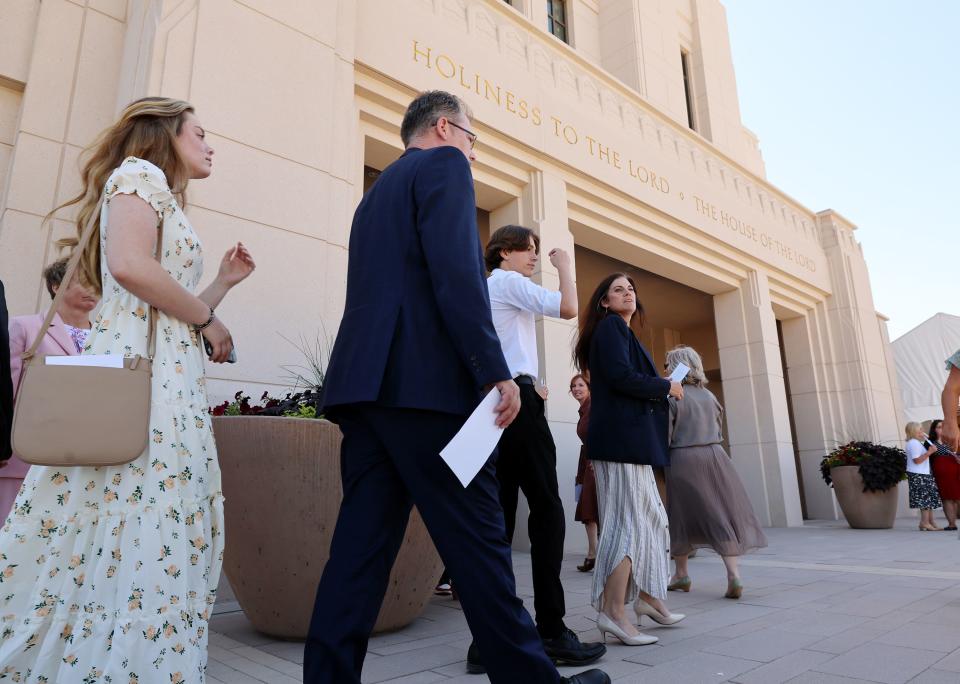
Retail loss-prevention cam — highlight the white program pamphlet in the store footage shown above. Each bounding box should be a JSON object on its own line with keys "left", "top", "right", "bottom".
{"left": 46, "top": 354, "right": 124, "bottom": 369}
{"left": 669, "top": 362, "right": 690, "bottom": 384}
{"left": 440, "top": 388, "right": 505, "bottom": 487}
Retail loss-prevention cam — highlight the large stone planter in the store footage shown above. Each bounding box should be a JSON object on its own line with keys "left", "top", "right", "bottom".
{"left": 213, "top": 415, "right": 443, "bottom": 638}
{"left": 830, "top": 465, "right": 899, "bottom": 529}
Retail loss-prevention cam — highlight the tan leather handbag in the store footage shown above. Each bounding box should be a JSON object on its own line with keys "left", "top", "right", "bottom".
{"left": 11, "top": 196, "right": 162, "bottom": 467}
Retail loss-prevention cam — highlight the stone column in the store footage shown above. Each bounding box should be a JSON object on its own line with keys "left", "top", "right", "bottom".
{"left": 817, "top": 210, "right": 906, "bottom": 516}
{"left": 780, "top": 311, "right": 840, "bottom": 520}
{"left": 490, "top": 169, "right": 583, "bottom": 553}
{"left": 0, "top": 0, "right": 128, "bottom": 314}
{"left": 714, "top": 271, "right": 804, "bottom": 527}
{"left": 817, "top": 211, "right": 902, "bottom": 448}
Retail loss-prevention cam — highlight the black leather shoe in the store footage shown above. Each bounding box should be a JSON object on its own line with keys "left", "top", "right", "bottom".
{"left": 466, "top": 630, "right": 606, "bottom": 675}
{"left": 560, "top": 669, "right": 611, "bottom": 684}
{"left": 542, "top": 627, "right": 606, "bottom": 666}
{"left": 466, "top": 641, "right": 485, "bottom": 674}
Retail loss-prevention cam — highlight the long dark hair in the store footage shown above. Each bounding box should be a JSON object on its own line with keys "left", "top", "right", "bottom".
{"left": 574, "top": 272, "right": 644, "bottom": 373}
{"left": 930, "top": 419, "right": 943, "bottom": 442}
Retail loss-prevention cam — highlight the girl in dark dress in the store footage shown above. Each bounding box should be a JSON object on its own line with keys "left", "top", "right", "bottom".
{"left": 571, "top": 374, "right": 598, "bottom": 571}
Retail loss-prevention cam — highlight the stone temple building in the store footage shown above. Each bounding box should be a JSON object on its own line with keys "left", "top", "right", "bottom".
{"left": 0, "top": 0, "right": 904, "bottom": 541}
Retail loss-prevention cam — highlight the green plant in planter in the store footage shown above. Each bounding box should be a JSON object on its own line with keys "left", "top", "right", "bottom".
{"left": 820, "top": 441, "right": 907, "bottom": 493}
{"left": 210, "top": 331, "right": 332, "bottom": 419}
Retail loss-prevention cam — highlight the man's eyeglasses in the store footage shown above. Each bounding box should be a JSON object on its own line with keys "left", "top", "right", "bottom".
{"left": 446, "top": 120, "right": 478, "bottom": 149}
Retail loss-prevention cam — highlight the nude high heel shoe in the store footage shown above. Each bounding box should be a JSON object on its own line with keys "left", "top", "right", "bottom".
{"left": 634, "top": 600, "right": 685, "bottom": 626}
{"left": 596, "top": 613, "right": 658, "bottom": 646}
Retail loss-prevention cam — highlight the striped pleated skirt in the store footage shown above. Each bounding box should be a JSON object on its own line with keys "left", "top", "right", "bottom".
{"left": 591, "top": 461, "right": 671, "bottom": 610}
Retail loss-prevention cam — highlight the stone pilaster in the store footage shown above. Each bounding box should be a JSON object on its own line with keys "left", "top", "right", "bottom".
{"left": 817, "top": 211, "right": 902, "bottom": 448}
{"left": 780, "top": 310, "right": 840, "bottom": 520}
{"left": 714, "top": 271, "right": 804, "bottom": 527}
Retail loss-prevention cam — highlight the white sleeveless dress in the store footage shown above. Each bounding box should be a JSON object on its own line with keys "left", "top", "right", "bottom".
{"left": 0, "top": 157, "right": 224, "bottom": 683}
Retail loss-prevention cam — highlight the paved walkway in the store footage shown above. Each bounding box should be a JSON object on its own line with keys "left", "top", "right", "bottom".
{"left": 208, "top": 518, "right": 960, "bottom": 683}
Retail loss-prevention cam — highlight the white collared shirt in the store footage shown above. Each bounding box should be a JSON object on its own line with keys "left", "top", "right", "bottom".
{"left": 487, "top": 268, "right": 562, "bottom": 379}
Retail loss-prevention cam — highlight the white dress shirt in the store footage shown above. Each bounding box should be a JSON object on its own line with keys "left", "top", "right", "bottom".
{"left": 487, "top": 268, "right": 562, "bottom": 380}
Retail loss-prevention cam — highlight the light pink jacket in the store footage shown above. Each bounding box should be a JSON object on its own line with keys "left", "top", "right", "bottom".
{"left": 4, "top": 312, "right": 80, "bottom": 479}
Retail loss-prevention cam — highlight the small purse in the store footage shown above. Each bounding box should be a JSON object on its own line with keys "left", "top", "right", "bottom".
{"left": 11, "top": 195, "right": 162, "bottom": 467}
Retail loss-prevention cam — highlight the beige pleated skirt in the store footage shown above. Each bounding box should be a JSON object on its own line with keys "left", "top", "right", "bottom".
{"left": 665, "top": 444, "right": 768, "bottom": 557}
{"left": 591, "top": 461, "right": 670, "bottom": 609}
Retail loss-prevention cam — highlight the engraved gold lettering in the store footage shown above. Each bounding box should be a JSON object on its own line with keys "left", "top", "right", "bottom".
{"left": 483, "top": 80, "right": 502, "bottom": 105}
{"left": 532, "top": 108, "right": 542, "bottom": 126}
{"left": 459, "top": 65, "right": 471, "bottom": 90}
{"left": 551, "top": 116, "right": 563, "bottom": 137}
{"left": 413, "top": 40, "right": 432, "bottom": 68}
{"left": 505, "top": 91, "right": 517, "bottom": 114}
{"left": 435, "top": 54, "right": 456, "bottom": 78}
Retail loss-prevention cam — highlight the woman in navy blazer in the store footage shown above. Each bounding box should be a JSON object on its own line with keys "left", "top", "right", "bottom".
{"left": 574, "top": 273, "right": 686, "bottom": 646}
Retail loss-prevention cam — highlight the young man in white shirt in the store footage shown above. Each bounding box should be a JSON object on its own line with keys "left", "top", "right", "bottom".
{"left": 466, "top": 225, "right": 605, "bottom": 674}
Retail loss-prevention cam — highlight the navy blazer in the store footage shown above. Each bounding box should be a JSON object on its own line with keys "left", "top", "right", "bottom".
{"left": 586, "top": 315, "right": 671, "bottom": 466}
{"left": 321, "top": 146, "right": 511, "bottom": 418}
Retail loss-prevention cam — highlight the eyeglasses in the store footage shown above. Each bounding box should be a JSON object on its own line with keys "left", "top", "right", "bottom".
{"left": 446, "top": 120, "right": 478, "bottom": 149}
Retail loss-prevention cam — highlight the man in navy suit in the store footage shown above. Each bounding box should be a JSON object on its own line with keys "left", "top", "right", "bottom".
{"left": 304, "top": 91, "right": 609, "bottom": 684}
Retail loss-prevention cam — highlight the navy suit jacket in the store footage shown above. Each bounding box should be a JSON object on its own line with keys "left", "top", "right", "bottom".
{"left": 586, "top": 315, "right": 671, "bottom": 466}
{"left": 0, "top": 281, "right": 12, "bottom": 461}
{"left": 321, "top": 146, "right": 511, "bottom": 418}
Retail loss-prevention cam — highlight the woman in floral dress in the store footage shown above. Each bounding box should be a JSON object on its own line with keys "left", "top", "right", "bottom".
{"left": 0, "top": 97, "right": 255, "bottom": 683}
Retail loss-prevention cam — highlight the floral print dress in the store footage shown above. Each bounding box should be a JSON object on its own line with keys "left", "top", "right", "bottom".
{"left": 0, "top": 157, "right": 224, "bottom": 683}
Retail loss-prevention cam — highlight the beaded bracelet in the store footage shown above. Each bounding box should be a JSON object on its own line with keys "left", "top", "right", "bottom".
{"left": 195, "top": 307, "right": 216, "bottom": 331}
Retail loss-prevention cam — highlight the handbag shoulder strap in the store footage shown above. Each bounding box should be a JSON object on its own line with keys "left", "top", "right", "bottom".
{"left": 22, "top": 193, "right": 164, "bottom": 361}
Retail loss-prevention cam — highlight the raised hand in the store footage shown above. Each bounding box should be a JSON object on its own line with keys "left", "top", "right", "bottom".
{"left": 216, "top": 242, "right": 256, "bottom": 288}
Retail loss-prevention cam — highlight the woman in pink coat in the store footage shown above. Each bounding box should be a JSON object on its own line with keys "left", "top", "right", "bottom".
{"left": 2, "top": 257, "right": 99, "bottom": 517}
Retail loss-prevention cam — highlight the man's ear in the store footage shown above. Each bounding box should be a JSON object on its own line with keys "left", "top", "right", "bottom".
{"left": 435, "top": 116, "right": 449, "bottom": 140}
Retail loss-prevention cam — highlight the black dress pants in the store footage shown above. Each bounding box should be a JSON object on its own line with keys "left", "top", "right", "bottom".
{"left": 496, "top": 383, "right": 567, "bottom": 638}
{"left": 303, "top": 405, "right": 559, "bottom": 684}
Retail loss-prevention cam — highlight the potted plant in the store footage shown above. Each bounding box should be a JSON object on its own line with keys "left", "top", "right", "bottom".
{"left": 210, "top": 335, "right": 443, "bottom": 639}
{"left": 820, "top": 441, "right": 907, "bottom": 529}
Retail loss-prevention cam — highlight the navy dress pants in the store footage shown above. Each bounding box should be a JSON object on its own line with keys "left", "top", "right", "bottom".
{"left": 303, "top": 404, "right": 560, "bottom": 684}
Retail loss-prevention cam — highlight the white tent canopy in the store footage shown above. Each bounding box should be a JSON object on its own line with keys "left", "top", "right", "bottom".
{"left": 892, "top": 313, "right": 960, "bottom": 423}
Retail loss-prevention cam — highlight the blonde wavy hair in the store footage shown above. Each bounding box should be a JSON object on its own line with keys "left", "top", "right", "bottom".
{"left": 51, "top": 97, "right": 195, "bottom": 294}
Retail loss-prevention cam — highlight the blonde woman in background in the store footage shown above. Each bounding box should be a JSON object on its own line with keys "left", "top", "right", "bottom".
{"left": 904, "top": 421, "right": 941, "bottom": 530}
{"left": 0, "top": 97, "right": 255, "bottom": 682}
{"left": 664, "top": 346, "right": 767, "bottom": 599}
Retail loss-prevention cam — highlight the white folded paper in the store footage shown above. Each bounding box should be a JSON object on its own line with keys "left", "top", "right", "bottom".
{"left": 669, "top": 362, "right": 690, "bottom": 383}
{"left": 46, "top": 354, "right": 124, "bottom": 369}
{"left": 440, "top": 388, "right": 505, "bottom": 487}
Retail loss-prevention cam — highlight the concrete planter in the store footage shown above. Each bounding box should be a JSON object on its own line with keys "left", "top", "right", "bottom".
{"left": 830, "top": 465, "right": 899, "bottom": 529}
{"left": 212, "top": 415, "right": 443, "bottom": 638}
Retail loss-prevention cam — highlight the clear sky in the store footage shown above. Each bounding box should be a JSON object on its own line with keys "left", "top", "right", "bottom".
{"left": 722, "top": 0, "right": 959, "bottom": 340}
